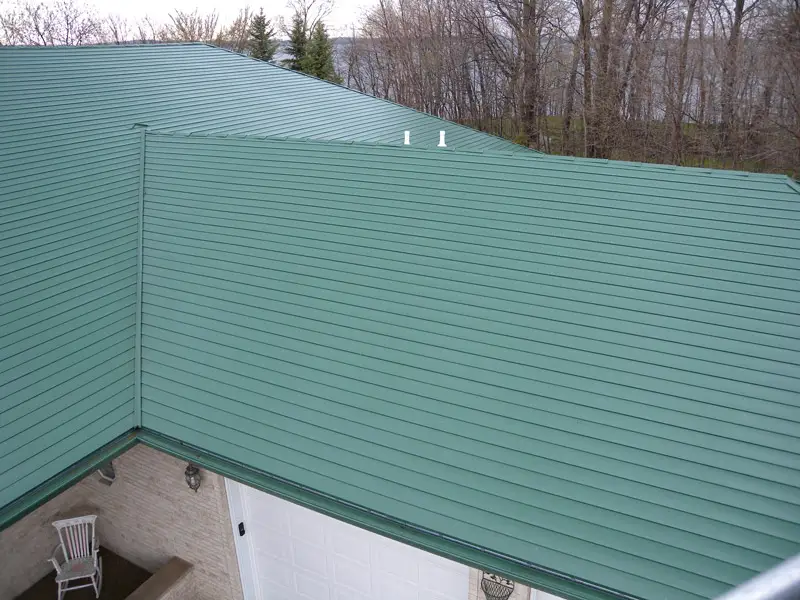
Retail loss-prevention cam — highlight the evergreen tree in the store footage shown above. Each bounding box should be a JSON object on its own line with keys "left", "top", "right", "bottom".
{"left": 302, "top": 21, "right": 341, "bottom": 83}
{"left": 282, "top": 13, "right": 307, "bottom": 71}
{"left": 247, "top": 8, "right": 278, "bottom": 61}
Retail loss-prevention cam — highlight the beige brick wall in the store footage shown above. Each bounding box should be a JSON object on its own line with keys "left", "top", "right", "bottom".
{"left": 80, "top": 444, "right": 243, "bottom": 600}
{"left": 0, "top": 444, "right": 243, "bottom": 600}
{"left": 0, "top": 481, "right": 90, "bottom": 599}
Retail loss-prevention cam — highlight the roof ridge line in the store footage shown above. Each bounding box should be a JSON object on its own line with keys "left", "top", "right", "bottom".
{"left": 199, "top": 43, "right": 539, "bottom": 154}
{"left": 142, "top": 131, "right": 800, "bottom": 189}
{"left": 0, "top": 42, "right": 207, "bottom": 50}
{"left": 537, "top": 154, "right": 798, "bottom": 185}
{"left": 144, "top": 129, "right": 524, "bottom": 158}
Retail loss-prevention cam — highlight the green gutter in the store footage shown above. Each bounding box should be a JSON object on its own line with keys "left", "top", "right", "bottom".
{"left": 0, "top": 432, "right": 138, "bottom": 530}
{"left": 0, "top": 427, "right": 633, "bottom": 600}
{"left": 138, "top": 429, "right": 632, "bottom": 600}
{"left": 132, "top": 124, "right": 147, "bottom": 427}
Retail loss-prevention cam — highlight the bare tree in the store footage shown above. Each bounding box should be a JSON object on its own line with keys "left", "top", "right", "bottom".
{"left": 666, "top": 0, "right": 699, "bottom": 161}
{"left": 714, "top": 0, "right": 763, "bottom": 158}
{"left": 283, "top": 0, "right": 333, "bottom": 33}
{"left": 344, "top": 0, "right": 798, "bottom": 173}
{"left": 133, "top": 15, "right": 161, "bottom": 43}
{"left": 1, "top": 0, "right": 796, "bottom": 174}
{"left": 0, "top": 1, "right": 104, "bottom": 45}
{"left": 219, "top": 6, "right": 253, "bottom": 53}
{"left": 162, "top": 9, "right": 220, "bottom": 42}
{"left": 105, "top": 13, "right": 128, "bottom": 44}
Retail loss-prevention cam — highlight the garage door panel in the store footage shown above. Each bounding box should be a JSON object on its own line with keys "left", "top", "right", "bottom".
{"left": 292, "top": 538, "right": 329, "bottom": 577}
{"left": 420, "top": 593, "right": 465, "bottom": 600}
{"left": 229, "top": 480, "right": 470, "bottom": 600}
{"left": 375, "top": 577, "right": 419, "bottom": 600}
{"left": 257, "top": 563, "right": 293, "bottom": 596}
{"left": 419, "top": 561, "right": 468, "bottom": 595}
{"left": 330, "top": 529, "right": 371, "bottom": 565}
{"left": 374, "top": 542, "right": 419, "bottom": 583}
{"left": 290, "top": 509, "right": 327, "bottom": 546}
{"left": 333, "top": 587, "right": 371, "bottom": 600}
{"left": 246, "top": 495, "right": 290, "bottom": 534}
{"left": 295, "top": 570, "right": 332, "bottom": 600}
{"left": 333, "top": 554, "right": 372, "bottom": 594}
{"left": 254, "top": 536, "right": 293, "bottom": 562}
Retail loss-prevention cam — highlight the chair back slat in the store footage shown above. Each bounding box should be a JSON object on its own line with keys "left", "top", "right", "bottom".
{"left": 65, "top": 526, "right": 74, "bottom": 557}
{"left": 69, "top": 526, "right": 77, "bottom": 557}
{"left": 53, "top": 515, "right": 97, "bottom": 561}
{"left": 75, "top": 523, "right": 84, "bottom": 556}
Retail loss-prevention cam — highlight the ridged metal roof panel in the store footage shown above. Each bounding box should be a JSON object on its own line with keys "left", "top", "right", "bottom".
{"left": 0, "top": 43, "right": 523, "bottom": 151}
{"left": 140, "top": 133, "right": 800, "bottom": 600}
{"left": 0, "top": 129, "right": 139, "bottom": 507}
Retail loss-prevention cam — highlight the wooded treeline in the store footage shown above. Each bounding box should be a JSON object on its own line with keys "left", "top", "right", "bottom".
{"left": 346, "top": 0, "right": 799, "bottom": 173}
{"left": 0, "top": 0, "right": 341, "bottom": 80}
{"left": 1, "top": 0, "right": 798, "bottom": 173}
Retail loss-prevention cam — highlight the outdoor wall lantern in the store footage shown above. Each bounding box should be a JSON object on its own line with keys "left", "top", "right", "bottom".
{"left": 481, "top": 572, "right": 515, "bottom": 600}
{"left": 184, "top": 463, "right": 201, "bottom": 492}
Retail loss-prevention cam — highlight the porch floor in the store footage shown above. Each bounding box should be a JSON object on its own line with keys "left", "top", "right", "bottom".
{"left": 16, "top": 547, "right": 151, "bottom": 600}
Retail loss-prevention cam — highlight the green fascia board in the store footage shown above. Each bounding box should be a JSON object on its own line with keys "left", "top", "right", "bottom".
{"left": 0, "top": 425, "right": 631, "bottom": 600}
{"left": 137, "top": 429, "right": 632, "bottom": 600}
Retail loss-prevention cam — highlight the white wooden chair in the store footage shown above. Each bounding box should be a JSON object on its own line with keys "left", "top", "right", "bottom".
{"left": 48, "top": 515, "right": 103, "bottom": 600}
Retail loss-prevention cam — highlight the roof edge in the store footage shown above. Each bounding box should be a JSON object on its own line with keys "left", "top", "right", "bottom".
{"left": 0, "top": 431, "right": 138, "bottom": 530}
{"left": 144, "top": 130, "right": 800, "bottom": 188}
{"left": 138, "top": 428, "right": 637, "bottom": 600}
{"left": 143, "top": 129, "right": 537, "bottom": 160}
{"left": 785, "top": 177, "right": 800, "bottom": 193}
{"left": 0, "top": 42, "right": 207, "bottom": 50}
{"left": 0, "top": 426, "right": 636, "bottom": 600}
{"left": 199, "top": 42, "right": 538, "bottom": 154}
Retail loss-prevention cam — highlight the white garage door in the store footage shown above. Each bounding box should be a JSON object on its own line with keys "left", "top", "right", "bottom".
{"left": 226, "top": 480, "right": 470, "bottom": 600}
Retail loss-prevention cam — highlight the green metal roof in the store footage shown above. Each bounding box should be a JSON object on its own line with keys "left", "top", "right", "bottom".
{"left": 2, "top": 43, "right": 800, "bottom": 600}
{"left": 0, "top": 123, "right": 140, "bottom": 509}
{"left": 0, "top": 43, "right": 523, "bottom": 151}
{"left": 0, "top": 43, "right": 526, "bottom": 519}
{"left": 139, "top": 133, "right": 800, "bottom": 600}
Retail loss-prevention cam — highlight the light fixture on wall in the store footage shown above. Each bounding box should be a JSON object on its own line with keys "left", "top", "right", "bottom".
{"left": 184, "top": 463, "right": 201, "bottom": 492}
{"left": 481, "top": 572, "right": 515, "bottom": 600}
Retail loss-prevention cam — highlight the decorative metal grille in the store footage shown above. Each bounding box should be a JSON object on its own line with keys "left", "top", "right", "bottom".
{"left": 481, "top": 572, "right": 515, "bottom": 600}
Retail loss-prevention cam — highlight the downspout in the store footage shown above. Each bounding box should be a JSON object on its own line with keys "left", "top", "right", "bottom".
{"left": 133, "top": 124, "right": 147, "bottom": 428}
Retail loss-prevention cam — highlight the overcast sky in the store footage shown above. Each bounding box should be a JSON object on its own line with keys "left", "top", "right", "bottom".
{"left": 93, "top": 0, "right": 369, "bottom": 36}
